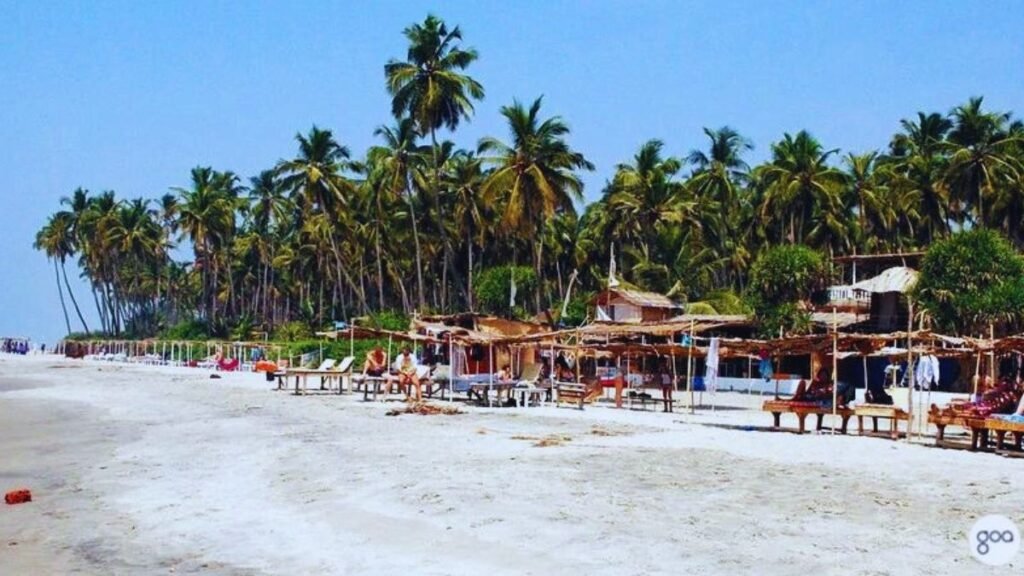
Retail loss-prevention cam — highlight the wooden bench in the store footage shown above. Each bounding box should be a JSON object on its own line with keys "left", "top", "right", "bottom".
{"left": 555, "top": 382, "right": 603, "bottom": 410}
{"left": 763, "top": 400, "right": 852, "bottom": 434}
{"left": 854, "top": 404, "right": 910, "bottom": 440}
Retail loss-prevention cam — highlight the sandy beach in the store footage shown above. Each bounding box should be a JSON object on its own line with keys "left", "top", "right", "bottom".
{"left": 0, "top": 354, "right": 1019, "bottom": 575}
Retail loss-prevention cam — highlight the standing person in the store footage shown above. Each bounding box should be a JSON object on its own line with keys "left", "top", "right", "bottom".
{"left": 659, "top": 359, "right": 674, "bottom": 413}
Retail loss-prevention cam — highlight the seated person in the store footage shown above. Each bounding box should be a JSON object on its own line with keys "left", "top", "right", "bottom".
{"left": 865, "top": 379, "right": 894, "bottom": 405}
{"left": 496, "top": 364, "right": 513, "bottom": 383}
{"left": 362, "top": 346, "right": 387, "bottom": 376}
{"left": 396, "top": 347, "right": 420, "bottom": 401}
{"left": 791, "top": 369, "right": 854, "bottom": 407}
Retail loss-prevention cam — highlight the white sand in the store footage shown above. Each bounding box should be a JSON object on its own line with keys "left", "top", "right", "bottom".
{"left": 0, "top": 354, "right": 1019, "bottom": 575}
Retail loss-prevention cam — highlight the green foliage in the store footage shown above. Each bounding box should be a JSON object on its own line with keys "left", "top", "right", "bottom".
{"left": 273, "top": 321, "right": 313, "bottom": 342}
{"left": 747, "top": 245, "right": 827, "bottom": 337}
{"left": 753, "top": 302, "right": 812, "bottom": 338}
{"left": 363, "top": 310, "right": 409, "bottom": 332}
{"left": 473, "top": 266, "right": 537, "bottom": 316}
{"left": 558, "top": 293, "right": 592, "bottom": 327}
{"left": 684, "top": 289, "right": 752, "bottom": 315}
{"left": 913, "top": 229, "right": 1024, "bottom": 334}
{"left": 748, "top": 245, "right": 829, "bottom": 304}
{"left": 162, "top": 319, "right": 211, "bottom": 341}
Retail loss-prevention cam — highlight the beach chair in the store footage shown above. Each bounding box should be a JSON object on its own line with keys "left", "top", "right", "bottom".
{"left": 965, "top": 417, "right": 1024, "bottom": 452}
{"left": 512, "top": 364, "right": 548, "bottom": 408}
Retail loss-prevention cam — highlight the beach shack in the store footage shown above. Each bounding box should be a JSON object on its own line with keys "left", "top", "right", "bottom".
{"left": 591, "top": 288, "right": 682, "bottom": 323}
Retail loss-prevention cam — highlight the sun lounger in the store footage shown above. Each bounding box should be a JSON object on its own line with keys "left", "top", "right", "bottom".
{"left": 963, "top": 416, "right": 1024, "bottom": 452}
{"left": 927, "top": 404, "right": 976, "bottom": 444}
{"left": 763, "top": 400, "right": 852, "bottom": 434}
{"left": 981, "top": 417, "right": 1024, "bottom": 451}
{"left": 284, "top": 357, "right": 354, "bottom": 395}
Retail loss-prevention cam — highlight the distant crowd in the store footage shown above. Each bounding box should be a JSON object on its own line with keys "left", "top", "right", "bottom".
{"left": 2, "top": 339, "right": 31, "bottom": 355}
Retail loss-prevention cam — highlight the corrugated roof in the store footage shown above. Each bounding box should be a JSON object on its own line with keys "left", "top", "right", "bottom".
{"left": 850, "top": 266, "right": 919, "bottom": 294}
{"left": 592, "top": 289, "right": 682, "bottom": 309}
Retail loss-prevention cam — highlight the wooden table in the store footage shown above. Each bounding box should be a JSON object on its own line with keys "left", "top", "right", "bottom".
{"left": 277, "top": 368, "right": 345, "bottom": 395}
{"left": 513, "top": 385, "right": 548, "bottom": 408}
{"left": 854, "top": 404, "right": 910, "bottom": 440}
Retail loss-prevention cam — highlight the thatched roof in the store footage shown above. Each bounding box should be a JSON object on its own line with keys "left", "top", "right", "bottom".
{"left": 591, "top": 288, "right": 682, "bottom": 310}
{"left": 850, "top": 266, "right": 919, "bottom": 294}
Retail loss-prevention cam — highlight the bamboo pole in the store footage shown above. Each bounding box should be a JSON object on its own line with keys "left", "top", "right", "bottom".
{"left": 906, "top": 302, "right": 913, "bottom": 444}
{"left": 687, "top": 319, "right": 695, "bottom": 414}
{"left": 831, "top": 307, "right": 838, "bottom": 436}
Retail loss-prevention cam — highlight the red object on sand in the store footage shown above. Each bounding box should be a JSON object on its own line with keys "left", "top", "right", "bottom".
{"left": 5, "top": 489, "right": 32, "bottom": 505}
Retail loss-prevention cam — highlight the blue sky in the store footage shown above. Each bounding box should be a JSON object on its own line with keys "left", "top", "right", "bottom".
{"left": 2, "top": 1, "right": 1022, "bottom": 345}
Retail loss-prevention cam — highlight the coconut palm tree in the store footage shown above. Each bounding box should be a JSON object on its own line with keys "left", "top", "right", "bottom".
{"left": 385, "top": 14, "right": 484, "bottom": 309}
{"left": 604, "top": 139, "right": 699, "bottom": 287}
{"left": 445, "top": 150, "right": 487, "bottom": 308}
{"left": 34, "top": 214, "right": 74, "bottom": 335}
{"left": 372, "top": 118, "right": 428, "bottom": 309}
{"left": 479, "top": 97, "right": 594, "bottom": 312}
{"left": 756, "top": 130, "right": 848, "bottom": 247}
{"left": 276, "top": 126, "right": 366, "bottom": 314}
{"left": 176, "top": 167, "right": 236, "bottom": 324}
{"left": 943, "top": 97, "right": 1021, "bottom": 226}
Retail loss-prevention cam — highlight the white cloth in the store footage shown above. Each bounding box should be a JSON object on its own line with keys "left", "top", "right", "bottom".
{"left": 914, "top": 355, "right": 940, "bottom": 390}
{"left": 705, "top": 338, "right": 720, "bottom": 394}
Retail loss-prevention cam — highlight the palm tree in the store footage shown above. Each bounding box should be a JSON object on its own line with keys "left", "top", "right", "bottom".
{"left": 479, "top": 97, "right": 594, "bottom": 312}
{"left": 385, "top": 14, "right": 484, "bottom": 309}
{"left": 445, "top": 150, "right": 487, "bottom": 309}
{"left": 605, "top": 140, "right": 691, "bottom": 266}
{"left": 276, "top": 126, "right": 366, "bottom": 314}
{"left": 943, "top": 97, "right": 1021, "bottom": 226}
{"left": 176, "top": 167, "right": 235, "bottom": 324}
{"left": 756, "top": 130, "right": 848, "bottom": 248}
{"left": 372, "top": 118, "right": 428, "bottom": 309}
{"left": 34, "top": 214, "right": 74, "bottom": 335}
{"left": 687, "top": 126, "right": 752, "bottom": 207}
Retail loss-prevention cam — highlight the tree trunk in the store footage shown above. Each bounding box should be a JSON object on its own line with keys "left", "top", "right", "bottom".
{"left": 61, "top": 259, "right": 90, "bottom": 334}
{"left": 430, "top": 127, "right": 467, "bottom": 309}
{"left": 375, "top": 220, "right": 385, "bottom": 310}
{"left": 53, "top": 260, "right": 72, "bottom": 335}
{"left": 405, "top": 174, "right": 426, "bottom": 311}
{"left": 467, "top": 234, "right": 474, "bottom": 311}
{"left": 533, "top": 239, "right": 543, "bottom": 314}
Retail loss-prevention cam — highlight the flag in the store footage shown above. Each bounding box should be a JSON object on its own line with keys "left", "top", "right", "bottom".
{"left": 509, "top": 268, "right": 517, "bottom": 308}
{"left": 608, "top": 244, "right": 620, "bottom": 288}
{"left": 704, "top": 337, "right": 720, "bottom": 394}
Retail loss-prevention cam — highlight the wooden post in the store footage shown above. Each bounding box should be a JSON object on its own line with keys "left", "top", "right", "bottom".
{"left": 687, "top": 319, "right": 695, "bottom": 414}
{"left": 575, "top": 329, "right": 581, "bottom": 383}
{"left": 989, "top": 323, "right": 996, "bottom": 383}
{"left": 906, "top": 302, "right": 913, "bottom": 443}
{"left": 448, "top": 334, "right": 454, "bottom": 403}
{"left": 831, "top": 307, "right": 838, "bottom": 435}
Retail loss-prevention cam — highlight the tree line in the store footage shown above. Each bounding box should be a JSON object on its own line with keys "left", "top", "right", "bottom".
{"left": 34, "top": 14, "right": 1024, "bottom": 339}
